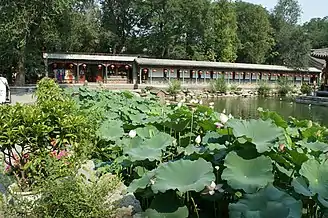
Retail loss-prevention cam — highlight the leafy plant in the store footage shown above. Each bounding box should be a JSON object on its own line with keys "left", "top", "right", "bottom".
{"left": 167, "top": 79, "right": 181, "bottom": 96}
{"left": 209, "top": 77, "right": 228, "bottom": 93}
{"left": 277, "top": 77, "right": 292, "bottom": 96}
{"left": 301, "top": 83, "right": 312, "bottom": 95}
{"left": 257, "top": 81, "right": 271, "bottom": 96}
{"left": 0, "top": 78, "right": 95, "bottom": 190}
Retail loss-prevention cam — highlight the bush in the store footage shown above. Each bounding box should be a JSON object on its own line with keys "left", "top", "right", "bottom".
{"left": 209, "top": 77, "right": 227, "bottom": 93}
{"left": 301, "top": 83, "right": 312, "bottom": 95}
{"left": 277, "top": 77, "right": 292, "bottom": 96}
{"left": 0, "top": 78, "right": 95, "bottom": 191}
{"left": 2, "top": 161, "right": 134, "bottom": 218}
{"left": 257, "top": 82, "right": 271, "bottom": 96}
{"left": 167, "top": 79, "right": 181, "bottom": 96}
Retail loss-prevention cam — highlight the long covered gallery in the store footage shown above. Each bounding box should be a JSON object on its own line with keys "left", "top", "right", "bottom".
{"left": 43, "top": 53, "right": 321, "bottom": 85}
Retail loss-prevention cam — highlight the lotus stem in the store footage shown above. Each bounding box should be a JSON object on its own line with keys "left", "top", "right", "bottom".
{"left": 189, "top": 111, "right": 194, "bottom": 144}
{"left": 191, "top": 196, "right": 199, "bottom": 218}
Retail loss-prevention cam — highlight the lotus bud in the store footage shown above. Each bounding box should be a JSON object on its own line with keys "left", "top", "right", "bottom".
{"left": 199, "top": 100, "right": 203, "bottom": 105}
{"left": 228, "top": 114, "right": 233, "bottom": 119}
{"left": 209, "top": 102, "right": 214, "bottom": 106}
{"left": 222, "top": 109, "right": 226, "bottom": 114}
{"left": 210, "top": 181, "right": 216, "bottom": 189}
{"left": 215, "top": 166, "right": 220, "bottom": 170}
{"left": 209, "top": 106, "right": 214, "bottom": 109}
{"left": 279, "top": 143, "right": 285, "bottom": 152}
{"left": 215, "top": 122, "right": 224, "bottom": 129}
{"left": 177, "top": 102, "right": 182, "bottom": 108}
{"left": 129, "top": 130, "right": 137, "bottom": 138}
{"left": 150, "top": 178, "right": 156, "bottom": 185}
{"left": 219, "top": 113, "right": 229, "bottom": 124}
{"left": 195, "top": 135, "right": 201, "bottom": 144}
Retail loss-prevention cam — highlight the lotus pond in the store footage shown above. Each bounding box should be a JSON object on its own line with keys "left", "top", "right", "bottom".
{"left": 2, "top": 82, "right": 328, "bottom": 217}
{"left": 211, "top": 96, "right": 328, "bottom": 126}
{"left": 73, "top": 88, "right": 328, "bottom": 217}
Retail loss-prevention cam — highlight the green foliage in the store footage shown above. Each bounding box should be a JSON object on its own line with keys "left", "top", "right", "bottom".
{"left": 167, "top": 79, "right": 181, "bottom": 96}
{"left": 0, "top": 78, "right": 95, "bottom": 190}
{"left": 301, "top": 83, "right": 312, "bottom": 95}
{"left": 257, "top": 82, "right": 271, "bottom": 96}
{"left": 235, "top": 1, "right": 274, "bottom": 64}
{"left": 30, "top": 174, "right": 121, "bottom": 218}
{"left": 269, "top": 0, "right": 311, "bottom": 69}
{"left": 277, "top": 77, "right": 293, "bottom": 96}
{"left": 209, "top": 77, "right": 228, "bottom": 93}
{"left": 71, "top": 87, "right": 328, "bottom": 217}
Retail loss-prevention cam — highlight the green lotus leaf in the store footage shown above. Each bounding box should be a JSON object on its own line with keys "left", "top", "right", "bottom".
{"left": 135, "top": 125, "right": 160, "bottom": 139}
{"left": 297, "top": 141, "right": 328, "bottom": 153}
{"left": 203, "top": 131, "right": 223, "bottom": 144}
{"left": 227, "top": 119, "right": 284, "bottom": 153}
{"left": 291, "top": 177, "right": 314, "bottom": 197}
{"left": 124, "top": 132, "right": 175, "bottom": 161}
{"left": 142, "top": 206, "right": 188, "bottom": 218}
{"left": 151, "top": 158, "right": 215, "bottom": 194}
{"left": 149, "top": 191, "right": 188, "bottom": 215}
{"left": 318, "top": 196, "right": 328, "bottom": 208}
{"left": 128, "top": 169, "right": 156, "bottom": 193}
{"left": 222, "top": 152, "right": 274, "bottom": 193}
{"left": 299, "top": 159, "right": 328, "bottom": 199}
{"left": 97, "top": 120, "right": 124, "bottom": 141}
{"left": 229, "top": 184, "right": 302, "bottom": 218}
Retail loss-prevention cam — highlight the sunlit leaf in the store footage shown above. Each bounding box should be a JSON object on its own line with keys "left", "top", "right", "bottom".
{"left": 227, "top": 119, "right": 284, "bottom": 153}
{"left": 222, "top": 152, "right": 274, "bottom": 193}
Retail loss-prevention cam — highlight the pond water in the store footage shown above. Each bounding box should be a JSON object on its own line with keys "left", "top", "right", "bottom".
{"left": 211, "top": 97, "right": 328, "bottom": 127}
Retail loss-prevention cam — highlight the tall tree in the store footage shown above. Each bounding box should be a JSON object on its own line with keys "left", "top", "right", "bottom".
{"left": 0, "top": 0, "right": 74, "bottom": 85}
{"left": 269, "top": 0, "right": 311, "bottom": 69}
{"left": 303, "top": 17, "right": 328, "bottom": 49}
{"left": 204, "top": 0, "right": 238, "bottom": 62}
{"left": 235, "top": 1, "right": 274, "bottom": 64}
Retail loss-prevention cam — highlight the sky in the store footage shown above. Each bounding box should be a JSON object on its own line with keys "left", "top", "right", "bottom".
{"left": 245, "top": 0, "right": 327, "bottom": 24}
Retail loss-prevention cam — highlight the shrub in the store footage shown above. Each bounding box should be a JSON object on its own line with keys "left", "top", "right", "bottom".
{"left": 209, "top": 77, "right": 227, "bottom": 93}
{"left": 257, "top": 82, "right": 271, "bottom": 96}
{"left": 167, "top": 79, "right": 181, "bottom": 96}
{"left": 277, "top": 77, "right": 292, "bottom": 96}
{"left": 301, "top": 83, "right": 312, "bottom": 95}
{"left": 2, "top": 161, "right": 133, "bottom": 218}
{"left": 0, "top": 78, "right": 95, "bottom": 190}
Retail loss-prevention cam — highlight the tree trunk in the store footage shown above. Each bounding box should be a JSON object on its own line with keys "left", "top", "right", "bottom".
{"left": 15, "top": 50, "right": 26, "bottom": 86}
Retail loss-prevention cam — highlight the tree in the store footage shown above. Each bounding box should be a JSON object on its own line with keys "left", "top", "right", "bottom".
{"left": 0, "top": 0, "right": 75, "bottom": 85}
{"left": 204, "top": 0, "right": 238, "bottom": 62}
{"left": 269, "top": 0, "right": 311, "bottom": 69}
{"left": 302, "top": 17, "right": 328, "bottom": 49}
{"left": 235, "top": 1, "right": 274, "bottom": 64}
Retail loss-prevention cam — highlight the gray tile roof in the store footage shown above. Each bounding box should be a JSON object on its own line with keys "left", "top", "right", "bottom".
{"left": 43, "top": 53, "right": 137, "bottom": 62}
{"left": 311, "top": 48, "right": 328, "bottom": 59}
{"left": 135, "top": 58, "right": 321, "bottom": 73}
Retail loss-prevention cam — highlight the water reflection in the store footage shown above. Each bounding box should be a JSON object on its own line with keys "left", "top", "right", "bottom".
{"left": 211, "top": 97, "right": 328, "bottom": 126}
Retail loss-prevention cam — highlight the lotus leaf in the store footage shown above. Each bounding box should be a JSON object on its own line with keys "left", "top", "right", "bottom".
{"left": 227, "top": 119, "right": 284, "bottom": 153}
{"left": 135, "top": 126, "right": 160, "bottom": 139}
{"left": 297, "top": 141, "right": 328, "bottom": 153}
{"left": 229, "top": 184, "right": 302, "bottom": 218}
{"left": 299, "top": 159, "right": 328, "bottom": 199}
{"left": 97, "top": 120, "right": 124, "bottom": 141}
{"left": 291, "top": 177, "right": 313, "bottom": 197}
{"left": 222, "top": 152, "right": 274, "bottom": 193}
{"left": 142, "top": 206, "right": 189, "bottom": 218}
{"left": 128, "top": 169, "right": 156, "bottom": 193}
{"left": 151, "top": 158, "right": 215, "bottom": 193}
{"left": 124, "top": 132, "right": 175, "bottom": 161}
